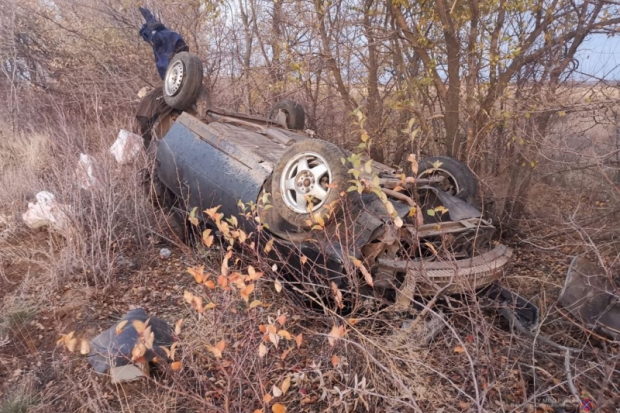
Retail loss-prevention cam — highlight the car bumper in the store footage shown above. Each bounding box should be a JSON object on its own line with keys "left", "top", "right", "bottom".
{"left": 375, "top": 244, "right": 513, "bottom": 304}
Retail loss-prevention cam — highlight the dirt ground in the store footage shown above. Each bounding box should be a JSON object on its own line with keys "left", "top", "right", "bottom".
{"left": 1, "top": 215, "right": 619, "bottom": 413}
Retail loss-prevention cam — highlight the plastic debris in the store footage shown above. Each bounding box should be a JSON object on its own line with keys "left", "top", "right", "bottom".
{"left": 76, "top": 153, "right": 102, "bottom": 190}
{"left": 88, "top": 308, "right": 175, "bottom": 375}
{"left": 110, "top": 129, "right": 143, "bottom": 164}
{"left": 559, "top": 256, "right": 620, "bottom": 339}
{"left": 22, "top": 191, "right": 73, "bottom": 232}
{"left": 159, "top": 248, "right": 172, "bottom": 259}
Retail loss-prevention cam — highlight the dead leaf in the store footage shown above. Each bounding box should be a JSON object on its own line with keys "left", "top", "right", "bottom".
{"left": 259, "top": 342, "right": 268, "bottom": 358}
{"left": 132, "top": 319, "right": 148, "bottom": 334}
{"left": 132, "top": 343, "right": 146, "bottom": 360}
{"left": 65, "top": 337, "right": 77, "bottom": 352}
{"left": 187, "top": 266, "right": 206, "bottom": 283}
{"left": 171, "top": 361, "right": 182, "bottom": 371}
{"left": 115, "top": 320, "right": 128, "bottom": 335}
{"left": 277, "top": 314, "right": 286, "bottom": 326}
{"left": 295, "top": 333, "right": 303, "bottom": 349}
{"left": 202, "top": 229, "right": 214, "bottom": 248}
{"left": 277, "top": 330, "right": 292, "bottom": 340}
{"left": 331, "top": 354, "right": 340, "bottom": 367}
{"left": 327, "top": 325, "right": 345, "bottom": 347}
{"left": 207, "top": 340, "right": 226, "bottom": 358}
{"left": 263, "top": 394, "right": 273, "bottom": 403}
{"left": 221, "top": 250, "right": 232, "bottom": 277}
{"left": 274, "top": 280, "right": 282, "bottom": 293}
{"left": 272, "top": 385, "right": 283, "bottom": 397}
{"left": 217, "top": 275, "right": 228, "bottom": 288}
{"left": 259, "top": 325, "right": 267, "bottom": 333}
{"left": 453, "top": 345, "right": 466, "bottom": 353}
{"left": 80, "top": 340, "right": 90, "bottom": 355}
{"left": 264, "top": 239, "right": 274, "bottom": 253}
{"left": 281, "top": 376, "right": 291, "bottom": 395}
{"left": 249, "top": 300, "right": 262, "bottom": 308}
{"left": 347, "top": 318, "right": 359, "bottom": 325}
{"left": 204, "top": 280, "right": 216, "bottom": 289}
{"left": 272, "top": 403, "right": 286, "bottom": 413}
{"left": 188, "top": 207, "right": 199, "bottom": 226}
{"left": 281, "top": 347, "right": 292, "bottom": 360}
{"left": 240, "top": 283, "right": 255, "bottom": 302}
{"left": 253, "top": 410, "right": 263, "bottom": 413}
{"left": 204, "top": 206, "right": 221, "bottom": 219}
{"left": 300, "top": 255, "right": 308, "bottom": 264}
{"left": 205, "top": 302, "right": 217, "bottom": 310}
{"left": 353, "top": 259, "right": 373, "bottom": 287}
{"left": 174, "top": 319, "right": 183, "bottom": 335}
{"left": 331, "top": 281, "right": 344, "bottom": 309}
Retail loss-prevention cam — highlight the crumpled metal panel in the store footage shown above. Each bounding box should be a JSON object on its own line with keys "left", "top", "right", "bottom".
{"left": 156, "top": 114, "right": 270, "bottom": 232}
{"left": 560, "top": 256, "right": 620, "bottom": 338}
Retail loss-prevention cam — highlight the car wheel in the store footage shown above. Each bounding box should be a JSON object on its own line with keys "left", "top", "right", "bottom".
{"left": 416, "top": 156, "right": 478, "bottom": 202}
{"left": 163, "top": 52, "right": 203, "bottom": 110}
{"left": 269, "top": 99, "right": 305, "bottom": 130}
{"left": 271, "top": 140, "right": 349, "bottom": 229}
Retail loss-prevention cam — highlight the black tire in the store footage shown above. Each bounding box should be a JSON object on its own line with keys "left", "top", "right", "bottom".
{"left": 163, "top": 52, "right": 203, "bottom": 110}
{"left": 271, "top": 140, "right": 349, "bottom": 229}
{"left": 416, "top": 156, "right": 478, "bottom": 202}
{"left": 269, "top": 99, "right": 305, "bottom": 130}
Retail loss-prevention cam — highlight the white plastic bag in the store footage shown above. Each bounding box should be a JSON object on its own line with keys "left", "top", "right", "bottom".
{"left": 22, "top": 191, "right": 73, "bottom": 232}
{"left": 76, "top": 153, "right": 102, "bottom": 190}
{"left": 109, "top": 129, "right": 143, "bottom": 164}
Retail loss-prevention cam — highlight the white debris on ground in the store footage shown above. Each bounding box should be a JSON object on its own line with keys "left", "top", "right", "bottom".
{"left": 110, "top": 129, "right": 143, "bottom": 164}
{"left": 76, "top": 153, "right": 102, "bottom": 190}
{"left": 159, "top": 248, "right": 172, "bottom": 259}
{"left": 22, "top": 191, "right": 73, "bottom": 232}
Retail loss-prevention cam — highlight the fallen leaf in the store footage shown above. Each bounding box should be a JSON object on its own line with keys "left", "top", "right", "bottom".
{"left": 132, "top": 342, "right": 146, "bottom": 360}
{"left": 207, "top": 340, "right": 226, "bottom": 358}
{"left": 259, "top": 325, "right": 267, "bottom": 333}
{"left": 115, "top": 320, "right": 128, "bottom": 335}
{"left": 249, "top": 300, "right": 262, "bottom": 308}
{"left": 253, "top": 410, "right": 263, "bottom": 413}
{"left": 301, "top": 255, "right": 308, "bottom": 264}
{"left": 277, "top": 315, "right": 286, "bottom": 326}
{"left": 277, "top": 330, "right": 292, "bottom": 340}
{"left": 259, "top": 342, "right": 268, "bottom": 358}
{"left": 327, "top": 325, "right": 345, "bottom": 347}
{"left": 170, "top": 342, "right": 178, "bottom": 360}
{"left": 205, "top": 302, "right": 217, "bottom": 310}
{"left": 295, "top": 333, "right": 303, "bottom": 349}
{"left": 454, "top": 345, "right": 466, "bottom": 353}
{"left": 240, "top": 283, "right": 255, "bottom": 302}
{"left": 171, "top": 361, "right": 182, "bottom": 371}
{"left": 347, "top": 318, "right": 359, "bottom": 325}
{"left": 281, "top": 347, "right": 292, "bottom": 360}
{"left": 272, "top": 385, "right": 283, "bottom": 397}
{"left": 221, "top": 250, "right": 233, "bottom": 277}
{"left": 274, "top": 280, "right": 282, "bottom": 293}
{"left": 204, "top": 280, "right": 216, "bottom": 289}
{"left": 331, "top": 354, "right": 340, "bottom": 367}
{"left": 174, "top": 319, "right": 184, "bottom": 335}
{"left": 263, "top": 394, "right": 273, "bottom": 403}
{"left": 269, "top": 332, "right": 280, "bottom": 348}
{"left": 187, "top": 266, "right": 206, "bottom": 283}
{"left": 217, "top": 275, "right": 228, "bottom": 288}
{"left": 281, "top": 376, "right": 291, "bottom": 394}
{"left": 264, "top": 239, "right": 274, "bottom": 253}
{"left": 272, "top": 403, "right": 286, "bottom": 413}
{"left": 331, "top": 281, "right": 344, "bottom": 309}
{"left": 80, "top": 340, "right": 90, "bottom": 355}
{"left": 132, "top": 319, "right": 148, "bottom": 334}
{"left": 352, "top": 259, "right": 373, "bottom": 287}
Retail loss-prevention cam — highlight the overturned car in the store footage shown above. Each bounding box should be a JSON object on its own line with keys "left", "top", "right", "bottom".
{"left": 142, "top": 52, "right": 538, "bottom": 325}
